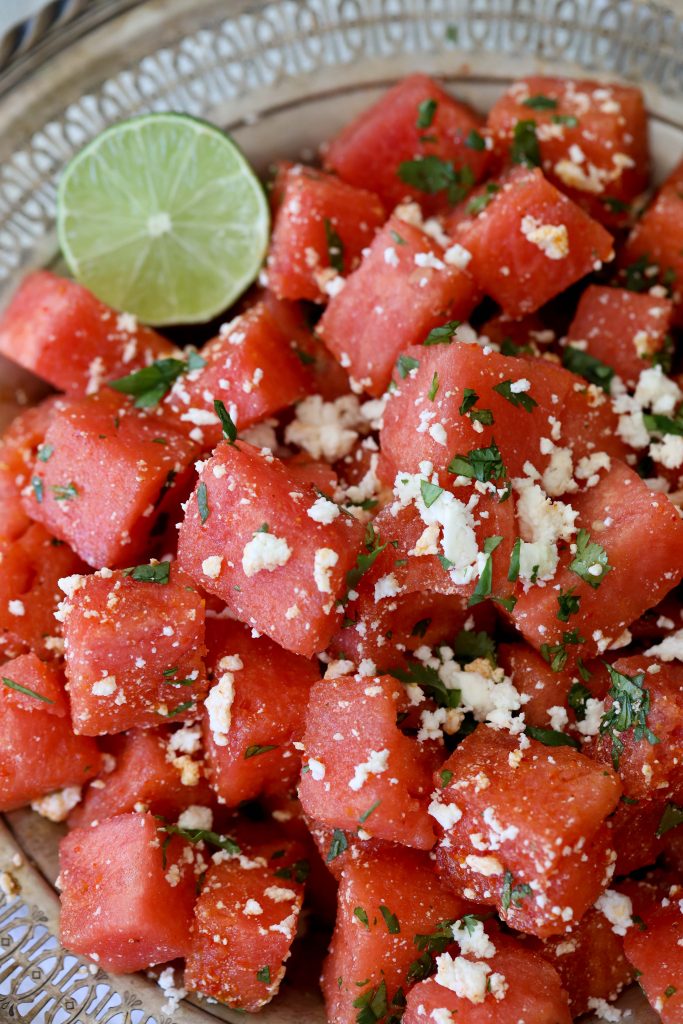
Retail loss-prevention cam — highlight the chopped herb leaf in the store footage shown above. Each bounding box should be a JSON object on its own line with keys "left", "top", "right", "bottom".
{"left": 37, "top": 443, "right": 54, "bottom": 462}
{"left": 501, "top": 870, "right": 532, "bottom": 911}
{"left": 346, "top": 524, "right": 388, "bottom": 593}
{"left": 465, "top": 129, "right": 486, "bottom": 151}
{"left": 459, "top": 388, "right": 479, "bottom": 415}
{"left": 599, "top": 662, "right": 659, "bottom": 770}
{"left": 197, "top": 481, "right": 209, "bottom": 524}
{"left": 439, "top": 769, "right": 454, "bottom": 787}
{"left": 379, "top": 906, "right": 401, "bottom": 934}
{"left": 123, "top": 562, "right": 170, "bottom": 584}
{"left": 157, "top": 821, "right": 240, "bottom": 855}
{"left": 420, "top": 480, "right": 443, "bottom": 508}
{"left": 397, "top": 156, "right": 474, "bottom": 204}
{"left": 390, "top": 229, "right": 406, "bottom": 245}
{"left": 109, "top": 357, "right": 187, "bottom": 407}
{"left": 214, "top": 398, "right": 237, "bottom": 443}
{"left": 466, "top": 181, "right": 500, "bottom": 215}
{"left": 525, "top": 724, "right": 580, "bottom": 749}
{"left": 552, "top": 113, "right": 578, "bottom": 126}
{"left": 245, "top": 744, "right": 278, "bottom": 759}
{"left": 569, "top": 529, "right": 612, "bottom": 589}
{"left": 327, "top": 829, "right": 348, "bottom": 862}
{"left": 665, "top": 986, "right": 677, "bottom": 999}
{"left": 508, "top": 537, "right": 521, "bottom": 582}
{"left": 412, "top": 618, "right": 431, "bottom": 638}
{"left": 354, "top": 906, "right": 370, "bottom": 929}
{"left": 643, "top": 411, "right": 683, "bottom": 437}
{"left": 390, "top": 661, "right": 460, "bottom": 709}
{"left": 274, "top": 859, "right": 310, "bottom": 883}
{"left": 414, "top": 919, "right": 458, "bottom": 954}
{"left": 562, "top": 345, "right": 615, "bottom": 391}
{"left": 445, "top": 24, "right": 458, "bottom": 41}
{"left": 656, "top": 801, "right": 683, "bottom": 837}
{"left": 406, "top": 953, "right": 433, "bottom": 984}
{"left": 493, "top": 379, "right": 538, "bottom": 412}
{"left": 324, "top": 217, "right": 345, "bottom": 273}
{"left": 424, "top": 320, "right": 461, "bottom": 345}
{"left": 397, "top": 354, "right": 420, "bottom": 378}
{"left": 427, "top": 371, "right": 440, "bottom": 401}
{"left": 453, "top": 629, "right": 496, "bottom": 664}
{"left": 186, "top": 350, "right": 207, "bottom": 371}
{"left": 353, "top": 980, "right": 388, "bottom": 1024}
{"left": 359, "top": 799, "right": 381, "bottom": 824}
{"left": 416, "top": 98, "right": 437, "bottom": 129}
{"left": 256, "top": 966, "right": 271, "bottom": 984}
{"left": 166, "top": 700, "right": 194, "bottom": 717}
{"left": 51, "top": 483, "right": 79, "bottom": 501}
{"left": 557, "top": 587, "right": 580, "bottom": 622}
{"left": 448, "top": 439, "right": 507, "bottom": 484}
{"left": 522, "top": 94, "right": 558, "bottom": 110}
{"left": 294, "top": 345, "right": 315, "bottom": 366}
{"left": 510, "top": 120, "right": 541, "bottom": 167}
{"left": 567, "top": 681, "right": 592, "bottom": 721}
{"left": 31, "top": 477, "right": 44, "bottom": 503}
{"left": 2, "top": 676, "right": 54, "bottom": 704}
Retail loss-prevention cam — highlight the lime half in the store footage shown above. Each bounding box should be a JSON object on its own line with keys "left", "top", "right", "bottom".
{"left": 57, "top": 113, "right": 270, "bottom": 325}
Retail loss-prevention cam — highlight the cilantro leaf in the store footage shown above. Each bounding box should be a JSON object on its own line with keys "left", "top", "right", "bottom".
{"left": 599, "top": 662, "right": 659, "bottom": 770}
{"left": 453, "top": 628, "right": 496, "bottom": 664}
{"left": 510, "top": 120, "right": 540, "bottom": 167}
{"left": 245, "top": 744, "right": 278, "bottom": 758}
{"left": 397, "top": 354, "right": 420, "bottom": 378}
{"left": 359, "top": 800, "right": 381, "bottom": 824}
{"left": 354, "top": 906, "right": 370, "bottom": 929}
{"left": 157, "top": 821, "right": 240, "bottom": 855}
{"left": 522, "top": 94, "right": 558, "bottom": 110}
{"left": 2, "top": 676, "right": 54, "bottom": 704}
{"left": 656, "top": 802, "right": 683, "bottom": 837}
{"left": 643, "top": 411, "right": 683, "bottom": 437}
{"left": 501, "top": 870, "right": 532, "bottom": 912}
{"left": 109, "top": 357, "right": 187, "bottom": 407}
{"left": 257, "top": 966, "right": 271, "bottom": 984}
{"left": 214, "top": 398, "right": 237, "bottom": 443}
{"left": 414, "top": 919, "right": 458, "bottom": 954}
{"left": 508, "top": 537, "right": 521, "bottom": 582}
{"left": 197, "top": 481, "right": 209, "bottom": 524}
{"left": 552, "top": 113, "right": 578, "bottom": 126}
{"left": 428, "top": 371, "right": 439, "bottom": 401}
{"left": 397, "top": 156, "right": 474, "bottom": 204}
{"left": 569, "top": 529, "right": 612, "bottom": 589}
{"left": 557, "top": 587, "right": 580, "bottom": 622}
{"left": 540, "top": 629, "right": 585, "bottom": 672}
{"left": 466, "top": 182, "right": 500, "bottom": 215}
{"left": 353, "top": 980, "right": 388, "bottom": 1024}
{"left": 562, "top": 345, "right": 615, "bottom": 391}
{"left": 379, "top": 906, "right": 401, "bottom": 934}
{"left": 327, "top": 829, "right": 348, "bottom": 862}
{"left": 465, "top": 129, "right": 486, "bottom": 151}
{"left": 459, "top": 388, "right": 479, "bottom": 415}
{"left": 420, "top": 480, "right": 443, "bottom": 508}
{"left": 448, "top": 439, "right": 507, "bottom": 484}
{"left": 424, "top": 320, "right": 461, "bottom": 345}
{"left": 50, "top": 482, "right": 79, "bottom": 501}
{"left": 346, "top": 523, "right": 388, "bottom": 592}
{"left": 389, "top": 661, "right": 460, "bottom": 709}
{"left": 324, "top": 217, "right": 345, "bottom": 273}
{"left": 123, "top": 562, "right": 170, "bottom": 584}
{"left": 567, "top": 680, "right": 592, "bottom": 721}
{"left": 416, "top": 98, "right": 437, "bottom": 129}
{"left": 493, "top": 379, "right": 538, "bottom": 412}
{"left": 525, "top": 724, "right": 579, "bottom": 749}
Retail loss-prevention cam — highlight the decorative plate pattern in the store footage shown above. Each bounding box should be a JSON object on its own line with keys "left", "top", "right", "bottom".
{"left": 0, "top": 0, "right": 678, "bottom": 1021}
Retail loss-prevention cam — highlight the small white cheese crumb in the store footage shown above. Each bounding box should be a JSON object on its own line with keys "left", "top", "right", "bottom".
{"left": 307, "top": 758, "right": 326, "bottom": 781}
{"left": 204, "top": 672, "right": 235, "bottom": 747}
{"left": 313, "top": 547, "right": 339, "bottom": 594}
{"left": 91, "top": 676, "right": 117, "bottom": 697}
{"left": 307, "top": 495, "right": 340, "bottom": 524}
{"left": 348, "top": 748, "right": 390, "bottom": 791}
{"left": 243, "top": 899, "right": 263, "bottom": 916}
{"left": 202, "top": 555, "right": 223, "bottom": 579}
{"left": 435, "top": 953, "right": 490, "bottom": 1004}
{"left": 520, "top": 215, "right": 569, "bottom": 260}
{"left": 31, "top": 786, "right": 82, "bottom": 822}
{"left": 595, "top": 889, "right": 634, "bottom": 935}
{"left": 7, "top": 600, "right": 25, "bottom": 617}
{"left": 242, "top": 532, "right": 292, "bottom": 577}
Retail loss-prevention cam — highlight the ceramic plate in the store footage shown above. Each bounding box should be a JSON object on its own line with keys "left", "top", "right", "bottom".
{"left": 0, "top": 0, "right": 679, "bottom": 1020}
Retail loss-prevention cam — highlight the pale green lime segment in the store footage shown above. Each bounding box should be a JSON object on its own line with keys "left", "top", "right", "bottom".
{"left": 57, "top": 113, "right": 270, "bottom": 325}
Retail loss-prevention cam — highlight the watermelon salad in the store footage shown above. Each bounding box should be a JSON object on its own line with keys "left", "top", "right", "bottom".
{"left": 0, "top": 72, "right": 682, "bottom": 1022}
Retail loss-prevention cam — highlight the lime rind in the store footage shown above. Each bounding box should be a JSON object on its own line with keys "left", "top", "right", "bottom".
{"left": 57, "top": 112, "right": 270, "bottom": 325}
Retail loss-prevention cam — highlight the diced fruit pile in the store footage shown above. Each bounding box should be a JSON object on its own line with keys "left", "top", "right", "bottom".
{"left": 1, "top": 72, "right": 683, "bottom": 1023}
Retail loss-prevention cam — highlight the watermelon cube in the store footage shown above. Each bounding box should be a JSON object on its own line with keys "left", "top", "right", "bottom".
{"left": 59, "top": 812, "right": 198, "bottom": 972}
{"left": 432, "top": 725, "right": 621, "bottom": 937}
{"left": 61, "top": 563, "right": 207, "bottom": 735}
{"left": 267, "top": 164, "right": 386, "bottom": 302}
{"left": 177, "top": 440, "right": 365, "bottom": 657}
{"left": 184, "top": 836, "right": 306, "bottom": 1010}
{"left": 0, "top": 271, "right": 176, "bottom": 396}
{"left": 299, "top": 675, "right": 436, "bottom": 849}
{"left": 202, "top": 616, "right": 320, "bottom": 806}
{"left": 324, "top": 73, "right": 490, "bottom": 212}
{"left": 317, "top": 213, "right": 479, "bottom": 396}
{"left": 0, "top": 653, "right": 101, "bottom": 811}
{"left": 457, "top": 168, "right": 615, "bottom": 316}
{"left": 23, "top": 388, "right": 199, "bottom": 568}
